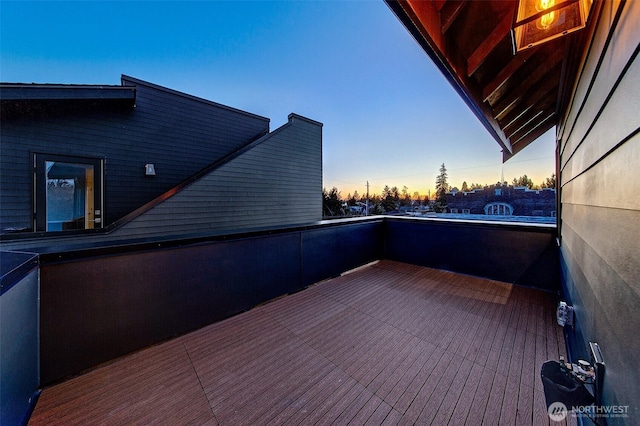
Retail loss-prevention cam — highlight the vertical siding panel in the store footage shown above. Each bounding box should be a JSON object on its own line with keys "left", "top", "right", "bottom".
{"left": 559, "top": 0, "right": 640, "bottom": 422}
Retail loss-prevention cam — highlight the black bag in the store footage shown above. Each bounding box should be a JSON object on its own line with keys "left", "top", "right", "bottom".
{"left": 541, "top": 360, "right": 594, "bottom": 409}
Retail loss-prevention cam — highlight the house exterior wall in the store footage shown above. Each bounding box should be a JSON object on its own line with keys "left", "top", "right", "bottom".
{"left": 558, "top": 0, "right": 640, "bottom": 420}
{"left": 445, "top": 184, "right": 556, "bottom": 216}
{"left": 113, "top": 113, "right": 323, "bottom": 238}
{"left": 0, "top": 75, "right": 270, "bottom": 231}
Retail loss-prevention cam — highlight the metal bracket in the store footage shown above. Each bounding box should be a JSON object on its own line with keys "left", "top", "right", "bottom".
{"left": 590, "top": 342, "right": 606, "bottom": 419}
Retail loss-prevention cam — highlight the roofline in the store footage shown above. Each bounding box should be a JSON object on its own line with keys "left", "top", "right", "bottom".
{"left": 288, "top": 112, "right": 324, "bottom": 128}
{"left": 121, "top": 74, "right": 271, "bottom": 125}
{"left": 0, "top": 84, "right": 135, "bottom": 102}
{"left": 1, "top": 75, "right": 272, "bottom": 126}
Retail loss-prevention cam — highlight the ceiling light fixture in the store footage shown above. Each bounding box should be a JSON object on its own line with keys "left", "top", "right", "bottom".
{"left": 512, "top": 0, "right": 594, "bottom": 53}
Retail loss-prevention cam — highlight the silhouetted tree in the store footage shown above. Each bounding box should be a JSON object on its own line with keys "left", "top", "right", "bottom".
{"left": 400, "top": 186, "right": 411, "bottom": 207}
{"left": 366, "top": 194, "right": 384, "bottom": 215}
{"left": 322, "top": 187, "right": 344, "bottom": 217}
{"left": 541, "top": 173, "right": 556, "bottom": 189}
{"left": 347, "top": 190, "right": 360, "bottom": 206}
{"left": 512, "top": 174, "right": 535, "bottom": 189}
{"left": 412, "top": 191, "right": 421, "bottom": 205}
{"left": 381, "top": 185, "right": 398, "bottom": 212}
{"left": 434, "top": 163, "right": 449, "bottom": 212}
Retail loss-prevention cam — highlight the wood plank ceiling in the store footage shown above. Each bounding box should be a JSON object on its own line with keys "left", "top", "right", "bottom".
{"left": 386, "top": 0, "right": 596, "bottom": 162}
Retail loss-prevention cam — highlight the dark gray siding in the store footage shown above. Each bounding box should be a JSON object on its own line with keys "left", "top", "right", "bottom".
{"left": 114, "top": 114, "right": 322, "bottom": 238}
{"left": 558, "top": 0, "right": 640, "bottom": 421}
{"left": 0, "top": 76, "right": 269, "bottom": 231}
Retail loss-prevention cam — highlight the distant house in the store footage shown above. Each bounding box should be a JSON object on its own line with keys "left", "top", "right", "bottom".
{"left": 446, "top": 183, "right": 556, "bottom": 217}
{"left": 0, "top": 75, "right": 322, "bottom": 249}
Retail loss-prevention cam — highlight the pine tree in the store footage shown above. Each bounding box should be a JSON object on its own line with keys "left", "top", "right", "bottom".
{"left": 512, "top": 174, "right": 534, "bottom": 189}
{"left": 541, "top": 173, "right": 556, "bottom": 189}
{"left": 434, "top": 163, "right": 449, "bottom": 212}
{"left": 322, "top": 187, "right": 343, "bottom": 217}
{"left": 381, "top": 185, "right": 397, "bottom": 212}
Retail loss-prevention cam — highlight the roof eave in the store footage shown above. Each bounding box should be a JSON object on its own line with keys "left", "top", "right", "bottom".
{"left": 385, "top": 0, "right": 514, "bottom": 157}
{"left": 0, "top": 85, "right": 136, "bottom": 102}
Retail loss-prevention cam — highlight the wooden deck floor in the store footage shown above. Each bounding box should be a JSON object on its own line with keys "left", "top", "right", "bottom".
{"left": 29, "top": 260, "right": 573, "bottom": 425}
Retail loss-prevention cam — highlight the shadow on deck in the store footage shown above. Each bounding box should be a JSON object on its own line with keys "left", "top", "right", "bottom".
{"left": 29, "top": 260, "right": 571, "bottom": 425}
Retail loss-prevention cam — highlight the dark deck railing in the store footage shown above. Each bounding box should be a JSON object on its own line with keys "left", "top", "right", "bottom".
{"left": 383, "top": 216, "right": 559, "bottom": 291}
{"left": 0, "top": 251, "right": 39, "bottom": 426}
{"left": 2, "top": 215, "right": 560, "bottom": 422}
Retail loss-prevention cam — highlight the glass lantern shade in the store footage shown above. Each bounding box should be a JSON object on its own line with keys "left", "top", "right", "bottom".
{"left": 512, "top": 0, "right": 593, "bottom": 52}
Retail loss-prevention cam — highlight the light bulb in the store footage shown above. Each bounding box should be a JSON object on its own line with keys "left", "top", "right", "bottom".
{"left": 535, "top": 0, "right": 555, "bottom": 12}
{"left": 538, "top": 11, "right": 556, "bottom": 29}
{"left": 535, "top": 0, "right": 557, "bottom": 29}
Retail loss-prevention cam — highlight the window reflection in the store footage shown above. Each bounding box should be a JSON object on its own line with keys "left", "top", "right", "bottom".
{"left": 45, "top": 161, "right": 96, "bottom": 231}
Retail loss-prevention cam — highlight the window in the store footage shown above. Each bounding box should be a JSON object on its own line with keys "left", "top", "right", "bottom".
{"left": 484, "top": 202, "right": 513, "bottom": 216}
{"left": 34, "top": 153, "right": 104, "bottom": 232}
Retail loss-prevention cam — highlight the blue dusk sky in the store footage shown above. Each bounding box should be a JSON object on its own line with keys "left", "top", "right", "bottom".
{"left": 1, "top": 1, "right": 555, "bottom": 198}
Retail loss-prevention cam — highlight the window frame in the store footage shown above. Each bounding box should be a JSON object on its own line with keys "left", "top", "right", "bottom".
{"left": 33, "top": 153, "right": 105, "bottom": 233}
{"left": 484, "top": 202, "right": 514, "bottom": 216}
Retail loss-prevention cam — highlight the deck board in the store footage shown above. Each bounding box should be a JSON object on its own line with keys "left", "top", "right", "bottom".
{"left": 29, "top": 260, "right": 569, "bottom": 425}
